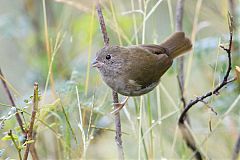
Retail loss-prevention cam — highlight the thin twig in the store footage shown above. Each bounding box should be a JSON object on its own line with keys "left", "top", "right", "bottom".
{"left": 23, "top": 82, "right": 39, "bottom": 160}
{"left": 8, "top": 130, "right": 22, "bottom": 160}
{"left": 96, "top": 4, "right": 109, "bottom": 46}
{"left": 96, "top": 3, "right": 124, "bottom": 160}
{"left": 0, "top": 68, "right": 25, "bottom": 134}
{"left": 0, "top": 68, "right": 39, "bottom": 159}
{"left": 42, "top": 0, "right": 56, "bottom": 99}
{"left": 179, "top": 13, "right": 234, "bottom": 123}
{"left": 175, "top": 0, "right": 201, "bottom": 158}
{"left": 175, "top": 0, "right": 190, "bottom": 122}
{"left": 228, "top": 0, "right": 237, "bottom": 29}
{"left": 232, "top": 133, "right": 240, "bottom": 160}
{"left": 175, "top": 0, "right": 184, "bottom": 32}
{"left": 112, "top": 92, "right": 124, "bottom": 159}
{"left": 178, "top": 123, "right": 202, "bottom": 160}
{"left": 29, "top": 134, "right": 39, "bottom": 160}
{"left": 178, "top": 13, "right": 235, "bottom": 159}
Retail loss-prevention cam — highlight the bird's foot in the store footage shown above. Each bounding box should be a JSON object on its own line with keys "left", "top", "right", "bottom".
{"left": 111, "top": 97, "right": 129, "bottom": 115}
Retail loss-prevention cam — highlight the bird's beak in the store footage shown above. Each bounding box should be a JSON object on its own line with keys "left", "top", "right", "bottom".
{"left": 91, "top": 60, "right": 104, "bottom": 68}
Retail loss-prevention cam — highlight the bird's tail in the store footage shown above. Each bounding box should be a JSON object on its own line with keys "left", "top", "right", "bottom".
{"left": 160, "top": 32, "right": 192, "bottom": 59}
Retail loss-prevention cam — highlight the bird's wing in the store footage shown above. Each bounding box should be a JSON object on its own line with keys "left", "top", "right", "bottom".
{"left": 123, "top": 46, "right": 172, "bottom": 92}
{"left": 135, "top": 44, "right": 173, "bottom": 77}
{"left": 138, "top": 44, "right": 170, "bottom": 56}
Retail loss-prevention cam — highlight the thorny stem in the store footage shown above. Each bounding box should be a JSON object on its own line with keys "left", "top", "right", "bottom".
{"left": 96, "top": 3, "right": 124, "bottom": 160}
{"left": 23, "top": 82, "right": 39, "bottom": 160}
{"left": 178, "top": 13, "right": 235, "bottom": 159}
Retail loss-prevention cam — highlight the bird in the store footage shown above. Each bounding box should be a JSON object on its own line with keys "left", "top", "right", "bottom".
{"left": 92, "top": 32, "right": 192, "bottom": 113}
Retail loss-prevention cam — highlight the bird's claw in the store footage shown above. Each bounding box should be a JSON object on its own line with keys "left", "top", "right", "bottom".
{"left": 111, "top": 97, "right": 129, "bottom": 115}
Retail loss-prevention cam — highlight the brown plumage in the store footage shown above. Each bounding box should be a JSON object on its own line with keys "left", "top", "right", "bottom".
{"left": 92, "top": 32, "right": 192, "bottom": 96}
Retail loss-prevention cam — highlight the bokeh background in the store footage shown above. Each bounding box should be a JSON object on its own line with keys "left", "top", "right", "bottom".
{"left": 0, "top": 0, "right": 240, "bottom": 159}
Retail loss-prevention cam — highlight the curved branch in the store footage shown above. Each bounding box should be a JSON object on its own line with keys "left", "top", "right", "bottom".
{"left": 178, "top": 13, "right": 235, "bottom": 159}
{"left": 179, "top": 13, "right": 234, "bottom": 124}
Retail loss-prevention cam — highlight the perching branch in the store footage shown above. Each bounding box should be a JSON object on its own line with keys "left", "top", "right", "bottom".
{"left": 96, "top": 4, "right": 110, "bottom": 47}
{"left": 96, "top": 3, "right": 124, "bottom": 160}
{"left": 23, "top": 82, "right": 39, "bottom": 160}
{"left": 178, "top": 13, "right": 235, "bottom": 159}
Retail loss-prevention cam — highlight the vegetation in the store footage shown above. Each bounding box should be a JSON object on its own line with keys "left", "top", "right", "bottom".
{"left": 0, "top": 0, "right": 239, "bottom": 159}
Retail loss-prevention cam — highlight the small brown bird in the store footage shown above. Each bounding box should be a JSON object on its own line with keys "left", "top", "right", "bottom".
{"left": 92, "top": 32, "right": 192, "bottom": 113}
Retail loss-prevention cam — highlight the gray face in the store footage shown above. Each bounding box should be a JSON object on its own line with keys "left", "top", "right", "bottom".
{"left": 92, "top": 46, "right": 126, "bottom": 78}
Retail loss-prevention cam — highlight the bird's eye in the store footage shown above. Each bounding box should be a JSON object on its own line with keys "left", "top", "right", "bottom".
{"left": 106, "top": 54, "right": 111, "bottom": 60}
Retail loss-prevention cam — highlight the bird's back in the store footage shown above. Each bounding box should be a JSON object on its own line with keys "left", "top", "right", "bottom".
{"left": 114, "top": 46, "right": 172, "bottom": 96}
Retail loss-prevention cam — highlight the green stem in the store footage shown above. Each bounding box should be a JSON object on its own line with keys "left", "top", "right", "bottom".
{"left": 8, "top": 130, "right": 22, "bottom": 160}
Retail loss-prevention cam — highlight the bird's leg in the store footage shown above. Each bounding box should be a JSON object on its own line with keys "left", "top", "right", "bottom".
{"left": 111, "top": 97, "right": 129, "bottom": 115}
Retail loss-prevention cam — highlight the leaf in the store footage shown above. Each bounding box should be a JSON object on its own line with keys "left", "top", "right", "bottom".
{"left": 1, "top": 134, "right": 18, "bottom": 141}
{"left": 24, "top": 99, "right": 29, "bottom": 103}
{"left": 23, "top": 140, "right": 35, "bottom": 145}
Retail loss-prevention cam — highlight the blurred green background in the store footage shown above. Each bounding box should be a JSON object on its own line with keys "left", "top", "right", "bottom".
{"left": 0, "top": 0, "right": 239, "bottom": 159}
